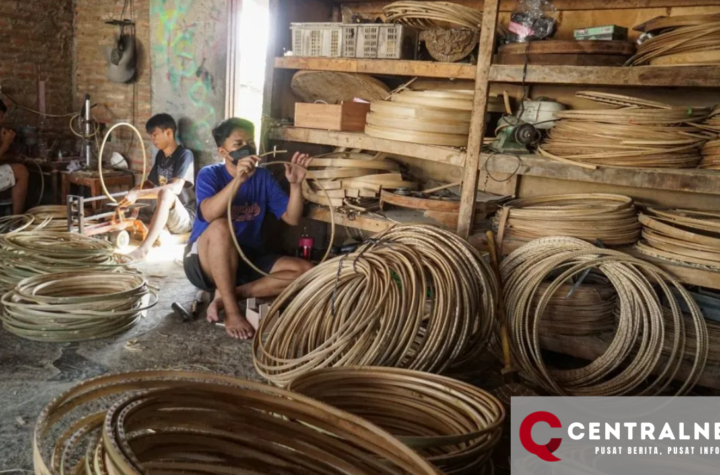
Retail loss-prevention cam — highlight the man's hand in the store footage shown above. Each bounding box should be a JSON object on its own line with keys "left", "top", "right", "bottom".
{"left": 285, "top": 152, "right": 312, "bottom": 184}
{"left": 119, "top": 190, "right": 139, "bottom": 208}
{"left": 233, "top": 156, "right": 261, "bottom": 186}
{"left": 1, "top": 129, "right": 16, "bottom": 148}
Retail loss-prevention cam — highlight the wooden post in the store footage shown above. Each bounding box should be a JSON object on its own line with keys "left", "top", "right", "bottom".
{"left": 457, "top": 0, "right": 501, "bottom": 239}
{"left": 260, "top": 0, "right": 281, "bottom": 153}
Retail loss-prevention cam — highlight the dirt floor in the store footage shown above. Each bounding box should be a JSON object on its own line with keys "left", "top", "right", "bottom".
{"left": 0, "top": 243, "right": 261, "bottom": 470}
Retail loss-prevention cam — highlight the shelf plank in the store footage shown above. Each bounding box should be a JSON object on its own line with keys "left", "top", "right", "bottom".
{"left": 275, "top": 57, "right": 476, "bottom": 79}
{"left": 329, "top": 0, "right": 720, "bottom": 10}
{"left": 307, "top": 205, "right": 445, "bottom": 232}
{"left": 489, "top": 64, "right": 720, "bottom": 87}
{"left": 270, "top": 127, "right": 467, "bottom": 167}
{"left": 276, "top": 57, "right": 720, "bottom": 87}
{"left": 485, "top": 153, "right": 720, "bottom": 196}
{"left": 540, "top": 332, "right": 720, "bottom": 390}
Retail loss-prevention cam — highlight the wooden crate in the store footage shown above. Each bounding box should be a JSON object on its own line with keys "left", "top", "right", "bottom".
{"left": 294, "top": 102, "right": 370, "bottom": 132}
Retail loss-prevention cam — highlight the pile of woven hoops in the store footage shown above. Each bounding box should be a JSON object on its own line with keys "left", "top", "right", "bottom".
{"left": 289, "top": 367, "right": 505, "bottom": 475}
{"left": 501, "top": 237, "right": 708, "bottom": 396}
{"left": 253, "top": 224, "right": 498, "bottom": 387}
{"left": 33, "top": 370, "right": 438, "bottom": 475}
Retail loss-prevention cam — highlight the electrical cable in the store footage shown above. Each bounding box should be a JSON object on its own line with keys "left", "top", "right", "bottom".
{"left": 0, "top": 91, "right": 86, "bottom": 118}
{"left": 253, "top": 224, "right": 499, "bottom": 387}
{"left": 33, "top": 370, "right": 438, "bottom": 475}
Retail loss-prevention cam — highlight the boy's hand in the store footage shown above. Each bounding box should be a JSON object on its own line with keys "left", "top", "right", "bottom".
{"left": 119, "top": 190, "right": 139, "bottom": 208}
{"left": 285, "top": 152, "right": 312, "bottom": 184}
{"left": 233, "top": 156, "right": 261, "bottom": 186}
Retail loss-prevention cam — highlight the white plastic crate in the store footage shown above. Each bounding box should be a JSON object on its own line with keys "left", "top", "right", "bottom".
{"left": 291, "top": 23, "right": 344, "bottom": 58}
{"left": 356, "top": 25, "right": 418, "bottom": 59}
{"left": 342, "top": 25, "right": 358, "bottom": 58}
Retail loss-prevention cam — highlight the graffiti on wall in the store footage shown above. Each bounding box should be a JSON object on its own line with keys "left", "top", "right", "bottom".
{"left": 150, "top": 0, "right": 227, "bottom": 158}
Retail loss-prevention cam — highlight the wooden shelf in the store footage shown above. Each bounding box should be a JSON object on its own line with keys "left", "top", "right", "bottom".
{"left": 271, "top": 127, "right": 720, "bottom": 196}
{"left": 275, "top": 57, "right": 720, "bottom": 87}
{"left": 275, "top": 57, "right": 476, "bottom": 80}
{"left": 328, "top": 0, "right": 720, "bottom": 10}
{"left": 270, "top": 127, "right": 466, "bottom": 167}
{"left": 307, "top": 205, "right": 445, "bottom": 232}
{"left": 489, "top": 64, "right": 720, "bottom": 87}
{"left": 485, "top": 153, "right": 720, "bottom": 196}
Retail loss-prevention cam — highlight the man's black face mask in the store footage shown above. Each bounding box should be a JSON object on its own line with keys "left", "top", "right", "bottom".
{"left": 229, "top": 143, "right": 257, "bottom": 165}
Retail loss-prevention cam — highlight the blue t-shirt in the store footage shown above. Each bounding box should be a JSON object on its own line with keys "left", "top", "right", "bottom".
{"left": 189, "top": 163, "right": 289, "bottom": 250}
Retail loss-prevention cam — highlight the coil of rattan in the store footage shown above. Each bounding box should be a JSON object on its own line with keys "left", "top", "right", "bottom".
{"left": 494, "top": 193, "right": 642, "bottom": 248}
{"left": 629, "top": 15, "right": 720, "bottom": 66}
{"left": 289, "top": 367, "right": 504, "bottom": 475}
{"left": 253, "top": 224, "right": 498, "bottom": 387}
{"left": 501, "top": 237, "right": 708, "bottom": 396}
{"left": 1, "top": 271, "right": 156, "bottom": 342}
{"left": 540, "top": 91, "right": 710, "bottom": 168}
{"left": 536, "top": 275, "right": 617, "bottom": 337}
{"left": 636, "top": 208, "right": 720, "bottom": 269}
{"left": 384, "top": 1, "right": 484, "bottom": 30}
{"left": 33, "top": 370, "right": 438, "bottom": 475}
{"left": 0, "top": 231, "right": 130, "bottom": 292}
{"left": 25, "top": 205, "right": 68, "bottom": 232}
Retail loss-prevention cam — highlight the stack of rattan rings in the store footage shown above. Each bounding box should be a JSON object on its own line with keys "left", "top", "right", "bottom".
{"left": 501, "top": 237, "right": 708, "bottom": 396}
{"left": 33, "top": 370, "right": 438, "bottom": 475}
{"left": 494, "top": 193, "right": 642, "bottom": 250}
{"left": 289, "top": 367, "right": 505, "bottom": 475}
{"left": 253, "top": 225, "right": 499, "bottom": 387}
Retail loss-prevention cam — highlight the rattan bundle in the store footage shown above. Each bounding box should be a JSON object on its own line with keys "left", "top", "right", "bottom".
{"left": 289, "top": 367, "right": 505, "bottom": 475}
{"left": 501, "top": 237, "right": 708, "bottom": 396}
{"left": 384, "top": 1, "right": 484, "bottom": 30}
{"left": 304, "top": 152, "right": 416, "bottom": 205}
{"left": 26, "top": 205, "right": 68, "bottom": 231}
{"left": 254, "top": 224, "right": 498, "bottom": 387}
{"left": 0, "top": 231, "right": 130, "bottom": 291}
{"left": 0, "top": 214, "right": 35, "bottom": 234}
{"left": 698, "top": 105, "right": 720, "bottom": 169}
{"left": 33, "top": 370, "right": 438, "bottom": 475}
{"left": 540, "top": 92, "right": 710, "bottom": 168}
{"left": 636, "top": 208, "right": 720, "bottom": 269}
{"left": 1, "top": 271, "right": 155, "bottom": 342}
{"left": 629, "top": 14, "right": 720, "bottom": 66}
{"left": 494, "top": 193, "right": 642, "bottom": 247}
{"left": 537, "top": 275, "right": 617, "bottom": 337}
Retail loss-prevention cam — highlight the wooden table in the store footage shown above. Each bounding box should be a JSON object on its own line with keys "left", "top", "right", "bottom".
{"left": 26, "top": 160, "right": 76, "bottom": 205}
{"left": 62, "top": 170, "right": 134, "bottom": 212}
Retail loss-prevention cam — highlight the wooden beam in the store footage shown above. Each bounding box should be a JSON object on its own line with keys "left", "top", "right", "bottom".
{"left": 331, "top": 0, "right": 720, "bottom": 11}
{"left": 624, "top": 248, "right": 720, "bottom": 291}
{"left": 308, "top": 207, "right": 393, "bottom": 233}
{"left": 457, "top": 0, "right": 500, "bottom": 239}
{"left": 489, "top": 65, "right": 720, "bottom": 87}
{"left": 269, "top": 127, "right": 467, "bottom": 167}
{"left": 485, "top": 153, "right": 720, "bottom": 196}
{"left": 540, "top": 333, "right": 720, "bottom": 390}
{"left": 275, "top": 57, "right": 476, "bottom": 79}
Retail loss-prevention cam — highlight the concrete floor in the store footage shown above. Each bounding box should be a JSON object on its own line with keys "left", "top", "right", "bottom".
{"left": 0, "top": 244, "right": 261, "bottom": 469}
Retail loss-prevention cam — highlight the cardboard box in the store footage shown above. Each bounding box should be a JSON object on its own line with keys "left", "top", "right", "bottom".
{"left": 294, "top": 102, "right": 371, "bottom": 131}
{"left": 574, "top": 25, "right": 628, "bottom": 41}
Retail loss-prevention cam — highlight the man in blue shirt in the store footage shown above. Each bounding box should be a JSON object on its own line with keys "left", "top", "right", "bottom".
{"left": 183, "top": 118, "right": 313, "bottom": 340}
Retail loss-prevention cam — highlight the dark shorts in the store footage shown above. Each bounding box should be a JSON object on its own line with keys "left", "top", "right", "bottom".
{"left": 183, "top": 241, "right": 281, "bottom": 292}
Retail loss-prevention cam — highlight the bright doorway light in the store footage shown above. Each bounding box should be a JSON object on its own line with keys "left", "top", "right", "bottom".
{"left": 232, "top": 0, "right": 270, "bottom": 144}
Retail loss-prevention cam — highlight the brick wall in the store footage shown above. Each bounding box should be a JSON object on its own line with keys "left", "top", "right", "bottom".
{"left": 0, "top": 0, "right": 74, "bottom": 150}
{"left": 74, "top": 0, "right": 152, "bottom": 174}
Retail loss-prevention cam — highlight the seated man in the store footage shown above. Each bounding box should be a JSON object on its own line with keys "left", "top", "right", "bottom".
{"left": 122, "top": 113, "right": 195, "bottom": 260}
{"left": 0, "top": 100, "right": 28, "bottom": 215}
{"left": 183, "top": 118, "right": 313, "bottom": 340}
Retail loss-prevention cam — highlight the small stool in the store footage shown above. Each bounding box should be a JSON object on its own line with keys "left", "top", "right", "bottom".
{"left": 0, "top": 199, "right": 13, "bottom": 217}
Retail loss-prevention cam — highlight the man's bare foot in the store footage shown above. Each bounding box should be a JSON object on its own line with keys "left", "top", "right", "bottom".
{"left": 225, "top": 312, "right": 255, "bottom": 340}
{"left": 127, "top": 246, "right": 149, "bottom": 262}
{"left": 206, "top": 291, "right": 224, "bottom": 323}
